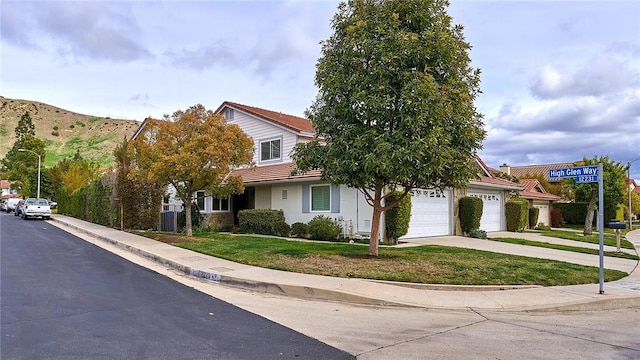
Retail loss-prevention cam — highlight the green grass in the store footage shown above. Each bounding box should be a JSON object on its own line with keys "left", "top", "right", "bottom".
{"left": 538, "top": 230, "right": 635, "bottom": 250}
{"left": 139, "top": 232, "right": 629, "bottom": 286}
{"left": 491, "top": 237, "right": 639, "bottom": 260}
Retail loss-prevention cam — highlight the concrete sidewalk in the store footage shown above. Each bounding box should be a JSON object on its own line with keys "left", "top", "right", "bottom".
{"left": 48, "top": 215, "right": 640, "bottom": 311}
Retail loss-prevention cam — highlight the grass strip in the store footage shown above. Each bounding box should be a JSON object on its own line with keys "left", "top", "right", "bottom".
{"left": 491, "top": 237, "right": 639, "bottom": 261}
{"left": 140, "top": 232, "right": 629, "bottom": 287}
{"left": 538, "top": 230, "right": 635, "bottom": 250}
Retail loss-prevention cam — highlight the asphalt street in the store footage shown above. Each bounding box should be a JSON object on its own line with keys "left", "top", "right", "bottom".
{"left": 0, "top": 212, "right": 351, "bottom": 360}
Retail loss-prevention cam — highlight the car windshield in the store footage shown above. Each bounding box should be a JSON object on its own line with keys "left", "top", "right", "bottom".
{"left": 26, "top": 199, "right": 49, "bottom": 206}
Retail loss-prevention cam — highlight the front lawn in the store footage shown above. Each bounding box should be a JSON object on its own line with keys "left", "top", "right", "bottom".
{"left": 538, "top": 230, "right": 635, "bottom": 250}
{"left": 140, "top": 232, "right": 628, "bottom": 286}
{"left": 490, "top": 237, "right": 639, "bottom": 261}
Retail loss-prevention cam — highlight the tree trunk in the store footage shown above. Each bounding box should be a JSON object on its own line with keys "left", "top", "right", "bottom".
{"left": 185, "top": 201, "right": 193, "bottom": 236}
{"left": 584, "top": 191, "right": 597, "bottom": 236}
{"left": 368, "top": 187, "right": 383, "bottom": 256}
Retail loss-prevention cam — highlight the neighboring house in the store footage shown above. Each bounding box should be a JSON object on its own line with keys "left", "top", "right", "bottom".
{"left": 132, "top": 102, "right": 523, "bottom": 238}
{"left": 498, "top": 163, "right": 576, "bottom": 182}
{"left": 517, "top": 179, "right": 561, "bottom": 226}
{"left": 0, "top": 180, "right": 18, "bottom": 198}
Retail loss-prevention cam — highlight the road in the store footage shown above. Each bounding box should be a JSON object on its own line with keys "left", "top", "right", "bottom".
{"left": 0, "top": 212, "right": 351, "bottom": 360}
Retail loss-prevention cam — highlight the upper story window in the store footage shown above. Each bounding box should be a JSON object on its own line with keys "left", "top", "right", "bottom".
{"left": 224, "top": 109, "right": 234, "bottom": 121}
{"left": 260, "top": 138, "right": 281, "bottom": 162}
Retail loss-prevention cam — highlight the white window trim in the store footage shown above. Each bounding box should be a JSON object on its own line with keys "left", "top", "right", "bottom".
{"left": 259, "top": 136, "right": 283, "bottom": 164}
{"left": 210, "top": 196, "right": 231, "bottom": 213}
{"left": 310, "top": 184, "right": 331, "bottom": 212}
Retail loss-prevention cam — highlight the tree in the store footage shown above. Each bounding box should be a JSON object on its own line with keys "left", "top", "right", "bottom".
{"left": 131, "top": 104, "right": 254, "bottom": 236}
{"left": 1, "top": 111, "right": 46, "bottom": 196}
{"left": 292, "top": 0, "right": 485, "bottom": 256}
{"left": 573, "top": 156, "right": 626, "bottom": 235}
{"left": 49, "top": 157, "right": 100, "bottom": 194}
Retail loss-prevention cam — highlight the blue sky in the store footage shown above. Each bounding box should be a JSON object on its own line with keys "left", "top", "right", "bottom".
{"left": 2, "top": 0, "right": 639, "bottom": 180}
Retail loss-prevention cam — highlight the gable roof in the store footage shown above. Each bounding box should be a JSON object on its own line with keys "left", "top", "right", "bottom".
{"left": 216, "top": 101, "right": 315, "bottom": 134}
{"left": 507, "top": 162, "right": 577, "bottom": 181}
{"left": 518, "top": 179, "right": 561, "bottom": 201}
{"left": 470, "top": 156, "right": 523, "bottom": 190}
{"left": 130, "top": 117, "right": 162, "bottom": 141}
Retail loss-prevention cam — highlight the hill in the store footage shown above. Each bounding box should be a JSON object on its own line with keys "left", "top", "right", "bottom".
{"left": 0, "top": 96, "right": 141, "bottom": 168}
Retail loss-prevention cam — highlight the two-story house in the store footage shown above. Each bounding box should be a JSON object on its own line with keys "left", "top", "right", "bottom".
{"left": 134, "top": 101, "right": 522, "bottom": 238}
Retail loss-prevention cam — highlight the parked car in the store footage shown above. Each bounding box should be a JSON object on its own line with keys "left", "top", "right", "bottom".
{"left": 14, "top": 199, "right": 25, "bottom": 217}
{"left": 5, "top": 198, "right": 21, "bottom": 213}
{"left": 22, "top": 198, "right": 51, "bottom": 220}
{"left": 0, "top": 199, "right": 6, "bottom": 212}
{"left": 48, "top": 200, "right": 58, "bottom": 209}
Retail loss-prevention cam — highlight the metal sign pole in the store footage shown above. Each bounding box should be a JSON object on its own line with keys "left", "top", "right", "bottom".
{"left": 598, "top": 163, "right": 604, "bottom": 294}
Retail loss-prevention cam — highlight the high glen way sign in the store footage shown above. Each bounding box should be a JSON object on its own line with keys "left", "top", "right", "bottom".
{"left": 548, "top": 165, "right": 599, "bottom": 183}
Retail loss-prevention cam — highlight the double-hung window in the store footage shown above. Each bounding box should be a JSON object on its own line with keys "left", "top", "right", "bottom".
{"left": 212, "top": 197, "right": 230, "bottom": 212}
{"left": 260, "top": 138, "right": 281, "bottom": 162}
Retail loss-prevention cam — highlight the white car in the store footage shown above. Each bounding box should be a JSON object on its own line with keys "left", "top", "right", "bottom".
{"left": 5, "top": 198, "right": 21, "bottom": 213}
{"left": 21, "top": 198, "right": 51, "bottom": 220}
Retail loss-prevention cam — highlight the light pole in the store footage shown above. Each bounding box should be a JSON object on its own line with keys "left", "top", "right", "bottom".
{"left": 629, "top": 158, "right": 640, "bottom": 230}
{"left": 18, "top": 148, "right": 41, "bottom": 199}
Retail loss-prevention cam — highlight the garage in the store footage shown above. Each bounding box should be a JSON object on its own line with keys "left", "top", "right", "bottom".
{"left": 466, "top": 189, "right": 504, "bottom": 232}
{"left": 401, "top": 189, "right": 452, "bottom": 238}
{"left": 532, "top": 200, "right": 550, "bottom": 226}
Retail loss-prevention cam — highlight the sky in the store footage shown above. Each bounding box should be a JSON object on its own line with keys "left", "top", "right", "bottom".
{"left": 2, "top": 0, "right": 639, "bottom": 180}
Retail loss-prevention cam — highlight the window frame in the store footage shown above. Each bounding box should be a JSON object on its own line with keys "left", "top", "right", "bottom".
{"left": 310, "top": 184, "right": 331, "bottom": 212}
{"left": 211, "top": 197, "right": 230, "bottom": 212}
{"left": 259, "top": 136, "right": 283, "bottom": 163}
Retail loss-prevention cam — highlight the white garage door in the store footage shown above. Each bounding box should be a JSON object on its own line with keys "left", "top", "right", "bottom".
{"left": 467, "top": 189, "right": 503, "bottom": 232}
{"left": 401, "top": 189, "right": 452, "bottom": 238}
{"left": 533, "top": 200, "right": 550, "bottom": 226}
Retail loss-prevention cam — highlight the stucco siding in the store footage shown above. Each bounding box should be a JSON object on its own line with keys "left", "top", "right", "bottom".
{"left": 254, "top": 186, "right": 272, "bottom": 209}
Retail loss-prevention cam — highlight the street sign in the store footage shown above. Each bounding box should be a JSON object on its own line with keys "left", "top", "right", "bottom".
{"left": 548, "top": 165, "right": 598, "bottom": 182}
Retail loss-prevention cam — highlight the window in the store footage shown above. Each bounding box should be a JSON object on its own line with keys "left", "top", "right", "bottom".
{"left": 311, "top": 185, "right": 330, "bottom": 212}
{"left": 212, "top": 197, "right": 230, "bottom": 212}
{"left": 224, "top": 109, "right": 234, "bottom": 120}
{"left": 260, "top": 138, "right": 281, "bottom": 162}
{"left": 195, "top": 191, "right": 205, "bottom": 211}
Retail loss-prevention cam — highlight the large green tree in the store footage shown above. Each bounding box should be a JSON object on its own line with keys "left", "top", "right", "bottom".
{"left": 1, "top": 111, "right": 47, "bottom": 197}
{"left": 292, "top": 0, "right": 485, "bottom": 255}
{"left": 573, "top": 156, "right": 626, "bottom": 235}
{"left": 132, "top": 104, "right": 254, "bottom": 236}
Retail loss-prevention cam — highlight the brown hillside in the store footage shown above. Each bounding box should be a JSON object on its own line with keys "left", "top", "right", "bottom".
{"left": 0, "top": 96, "right": 141, "bottom": 168}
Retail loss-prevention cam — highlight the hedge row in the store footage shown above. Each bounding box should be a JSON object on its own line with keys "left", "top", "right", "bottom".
{"left": 385, "top": 191, "right": 412, "bottom": 244}
{"left": 506, "top": 198, "right": 528, "bottom": 232}
{"left": 459, "top": 196, "right": 483, "bottom": 234}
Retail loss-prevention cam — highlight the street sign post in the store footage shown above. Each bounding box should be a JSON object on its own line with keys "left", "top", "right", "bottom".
{"left": 549, "top": 164, "right": 605, "bottom": 294}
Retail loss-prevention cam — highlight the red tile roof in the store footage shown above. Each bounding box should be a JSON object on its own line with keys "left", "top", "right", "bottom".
{"left": 230, "top": 163, "right": 322, "bottom": 185}
{"left": 506, "top": 162, "right": 582, "bottom": 181}
{"left": 1, "top": 180, "right": 12, "bottom": 188}
{"left": 217, "top": 101, "right": 315, "bottom": 134}
{"left": 518, "top": 179, "right": 561, "bottom": 201}
{"left": 469, "top": 176, "right": 523, "bottom": 190}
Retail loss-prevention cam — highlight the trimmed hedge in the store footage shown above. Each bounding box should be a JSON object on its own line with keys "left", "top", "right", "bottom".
{"left": 506, "top": 198, "right": 528, "bottom": 232}
{"left": 385, "top": 191, "right": 412, "bottom": 243}
{"left": 308, "top": 215, "right": 341, "bottom": 241}
{"left": 528, "top": 207, "right": 539, "bottom": 229}
{"left": 238, "top": 209, "right": 285, "bottom": 235}
{"left": 291, "top": 222, "right": 309, "bottom": 238}
{"left": 459, "top": 196, "right": 483, "bottom": 234}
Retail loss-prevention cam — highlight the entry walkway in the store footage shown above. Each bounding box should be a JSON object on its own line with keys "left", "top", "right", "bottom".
{"left": 48, "top": 215, "right": 640, "bottom": 311}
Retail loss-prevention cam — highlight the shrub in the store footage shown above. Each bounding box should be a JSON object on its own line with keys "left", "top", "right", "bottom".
{"left": 468, "top": 229, "right": 487, "bottom": 239}
{"left": 459, "top": 196, "right": 483, "bottom": 234}
{"left": 550, "top": 207, "right": 563, "bottom": 227}
{"left": 291, "top": 222, "right": 309, "bottom": 238}
{"left": 528, "top": 207, "right": 540, "bottom": 229}
{"left": 178, "top": 203, "right": 202, "bottom": 231}
{"left": 272, "top": 221, "right": 291, "bottom": 237}
{"left": 308, "top": 215, "right": 341, "bottom": 241}
{"left": 385, "top": 191, "right": 412, "bottom": 243}
{"left": 51, "top": 130, "right": 59, "bottom": 136}
{"left": 505, "top": 198, "right": 528, "bottom": 232}
{"left": 553, "top": 203, "right": 594, "bottom": 225}
{"left": 238, "top": 209, "right": 285, "bottom": 235}
{"left": 535, "top": 223, "right": 551, "bottom": 231}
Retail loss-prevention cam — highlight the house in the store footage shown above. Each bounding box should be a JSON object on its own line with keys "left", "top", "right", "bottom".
{"left": 132, "top": 102, "right": 523, "bottom": 237}
{"left": 499, "top": 163, "right": 576, "bottom": 182}
{"left": 517, "top": 179, "right": 561, "bottom": 226}
{"left": 0, "top": 180, "right": 18, "bottom": 198}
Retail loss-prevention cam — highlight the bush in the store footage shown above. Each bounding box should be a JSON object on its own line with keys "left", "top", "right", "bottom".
{"left": 535, "top": 223, "right": 551, "bottom": 231}
{"left": 385, "top": 191, "right": 412, "bottom": 243}
{"left": 238, "top": 209, "right": 285, "bottom": 235}
{"left": 459, "top": 196, "right": 483, "bottom": 234}
{"left": 528, "top": 207, "right": 540, "bottom": 229}
{"left": 291, "top": 222, "right": 309, "bottom": 238}
{"left": 553, "top": 203, "right": 593, "bottom": 225}
{"left": 272, "top": 221, "right": 291, "bottom": 237}
{"left": 506, "top": 199, "right": 528, "bottom": 232}
{"left": 308, "top": 215, "right": 341, "bottom": 241}
{"left": 468, "top": 229, "right": 487, "bottom": 239}
{"left": 178, "top": 203, "right": 202, "bottom": 231}
{"left": 550, "top": 207, "right": 563, "bottom": 227}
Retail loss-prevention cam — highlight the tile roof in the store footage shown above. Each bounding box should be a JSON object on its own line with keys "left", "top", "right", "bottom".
{"left": 1, "top": 180, "right": 12, "bottom": 188}
{"left": 506, "top": 162, "right": 581, "bottom": 181}
{"left": 518, "top": 179, "right": 561, "bottom": 201}
{"left": 217, "top": 101, "right": 315, "bottom": 134}
{"left": 469, "top": 176, "right": 523, "bottom": 190}
{"left": 229, "top": 163, "right": 322, "bottom": 185}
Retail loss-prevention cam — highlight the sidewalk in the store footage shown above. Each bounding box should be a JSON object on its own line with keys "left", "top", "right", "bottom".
{"left": 49, "top": 215, "right": 640, "bottom": 311}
